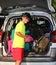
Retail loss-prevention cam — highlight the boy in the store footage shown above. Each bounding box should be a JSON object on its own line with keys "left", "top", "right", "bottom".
{"left": 12, "top": 13, "right": 31, "bottom": 65}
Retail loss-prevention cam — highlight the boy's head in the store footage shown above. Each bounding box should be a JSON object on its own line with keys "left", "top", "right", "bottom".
{"left": 21, "top": 13, "right": 31, "bottom": 24}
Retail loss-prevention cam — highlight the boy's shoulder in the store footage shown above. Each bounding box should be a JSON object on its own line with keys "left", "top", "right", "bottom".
{"left": 18, "top": 21, "right": 23, "bottom": 25}
{"left": 16, "top": 21, "right": 24, "bottom": 28}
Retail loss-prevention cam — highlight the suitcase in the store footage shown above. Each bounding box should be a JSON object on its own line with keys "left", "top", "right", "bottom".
{"left": 33, "top": 36, "right": 43, "bottom": 53}
{"left": 38, "top": 36, "right": 49, "bottom": 52}
{"left": 34, "top": 36, "right": 49, "bottom": 52}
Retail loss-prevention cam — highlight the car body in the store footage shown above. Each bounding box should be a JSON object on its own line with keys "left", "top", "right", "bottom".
{"left": 0, "top": 13, "right": 7, "bottom": 48}
{"left": 0, "top": 0, "right": 56, "bottom": 65}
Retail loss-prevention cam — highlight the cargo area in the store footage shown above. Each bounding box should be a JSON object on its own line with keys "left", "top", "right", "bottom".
{"left": 2, "top": 16, "right": 53, "bottom": 57}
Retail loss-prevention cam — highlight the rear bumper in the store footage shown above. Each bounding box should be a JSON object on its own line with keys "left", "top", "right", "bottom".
{"left": 0, "top": 56, "right": 55, "bottom": 62}
{"left": 0, "top": 43, "right": 56, "bottom": 62}
{"left": 50, "top": 43, "right": 56, "bottom": 48}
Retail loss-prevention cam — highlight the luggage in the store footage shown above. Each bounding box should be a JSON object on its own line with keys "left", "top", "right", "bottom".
{"left": 33, "top": 36, "right": 49, "bottom": 52}
{"left": 24, "top": 42, "right": 32, "bottom": 51}
{"left": 30, "top": 26, "right": 44, "bottom": 39}
{"left": 11, "top": 28, "right": 15, "bottom": 40}
{"left": 33, "top": 41, "right": 39, "bottom": 53}
{"left": 24, "top": 35, "right": 34, "bottom": 42}
{"left": 38, "top": 36, "right": 49, "bottom": 52}
{"left": 33, "top": 36, "right": 43, "bottom": 53}
{"left": 25, "top": 30, "right": 30, "bottom": 35}
{"left": 24, "top": 30, "right": 34, "bottom": 51}
{"left": 44, "top": 33, "right": 50, "bottom": 40}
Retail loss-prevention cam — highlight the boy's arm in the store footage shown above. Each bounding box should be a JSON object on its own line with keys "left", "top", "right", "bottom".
{"left": 16, "top": 32, "right": 30, "bottom": 42}
{"left": 16, "top": 32, "right": 25, "bottom": 38}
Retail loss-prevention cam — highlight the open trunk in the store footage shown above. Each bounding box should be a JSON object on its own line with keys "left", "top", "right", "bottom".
{"left": 2, "top": 16, "right": 53, "bottom": 57}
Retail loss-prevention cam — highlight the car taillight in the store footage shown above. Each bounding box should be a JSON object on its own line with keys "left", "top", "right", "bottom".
{"left": 0, "top": 30, "right": 3, "bottom": 43}
{"left": 51, "top": 31, "right": 56, "bottom": 43}
{"left": 0, "top": 35, "right": 2, "bottom": 42}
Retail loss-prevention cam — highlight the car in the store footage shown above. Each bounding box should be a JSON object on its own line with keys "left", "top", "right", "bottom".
{"left": 0, "top": 13, "right": 7, "bottom": 50}
{"left": 0, "top": 0, "right": 56, "bottom": 64}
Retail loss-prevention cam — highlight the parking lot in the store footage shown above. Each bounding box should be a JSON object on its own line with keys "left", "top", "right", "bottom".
{"left": 0, "top": 62, "right": 56, "bottom": 65}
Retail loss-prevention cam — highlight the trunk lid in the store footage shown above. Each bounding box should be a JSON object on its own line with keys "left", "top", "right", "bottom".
{"left": 0, "top": 0, "right": 55, "bottom": 13}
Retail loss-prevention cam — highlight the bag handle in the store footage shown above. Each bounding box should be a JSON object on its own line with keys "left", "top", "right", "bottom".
{"left": 35, "top": 36, "right": 44, "bottom": 47}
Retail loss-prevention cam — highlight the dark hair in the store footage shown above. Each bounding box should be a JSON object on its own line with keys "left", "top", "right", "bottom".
{"left": 21, "top": 12, "right": 31, "bottom": 20}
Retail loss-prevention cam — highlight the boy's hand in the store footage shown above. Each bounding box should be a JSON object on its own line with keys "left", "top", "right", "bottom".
{"left": 24, "top": 36, "right": 30, "bottom": 42}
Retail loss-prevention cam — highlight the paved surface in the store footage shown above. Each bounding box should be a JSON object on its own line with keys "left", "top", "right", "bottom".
{"left": 0, "top": 62, "right": 56, "bottom": 65}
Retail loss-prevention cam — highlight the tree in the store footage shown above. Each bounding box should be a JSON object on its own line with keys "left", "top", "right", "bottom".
{"left": 52, "top": 0, "right": 56, "bottom": 10}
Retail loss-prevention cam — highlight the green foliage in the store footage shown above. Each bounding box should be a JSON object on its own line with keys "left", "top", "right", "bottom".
{"left": 52, "top": 0, "right": 56, "bottom": 19}
{"left": 52, "top": 0, "right": 56, "bottom": 10}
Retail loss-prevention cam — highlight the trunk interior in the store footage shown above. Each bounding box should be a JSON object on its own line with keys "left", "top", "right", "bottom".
{"left": 2, "top": 16, "right": 53, "bottom": 57}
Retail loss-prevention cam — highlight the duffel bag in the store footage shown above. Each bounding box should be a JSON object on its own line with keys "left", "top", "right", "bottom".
{"left": 24, "top": 42, "right": 32, "bottom": 51}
